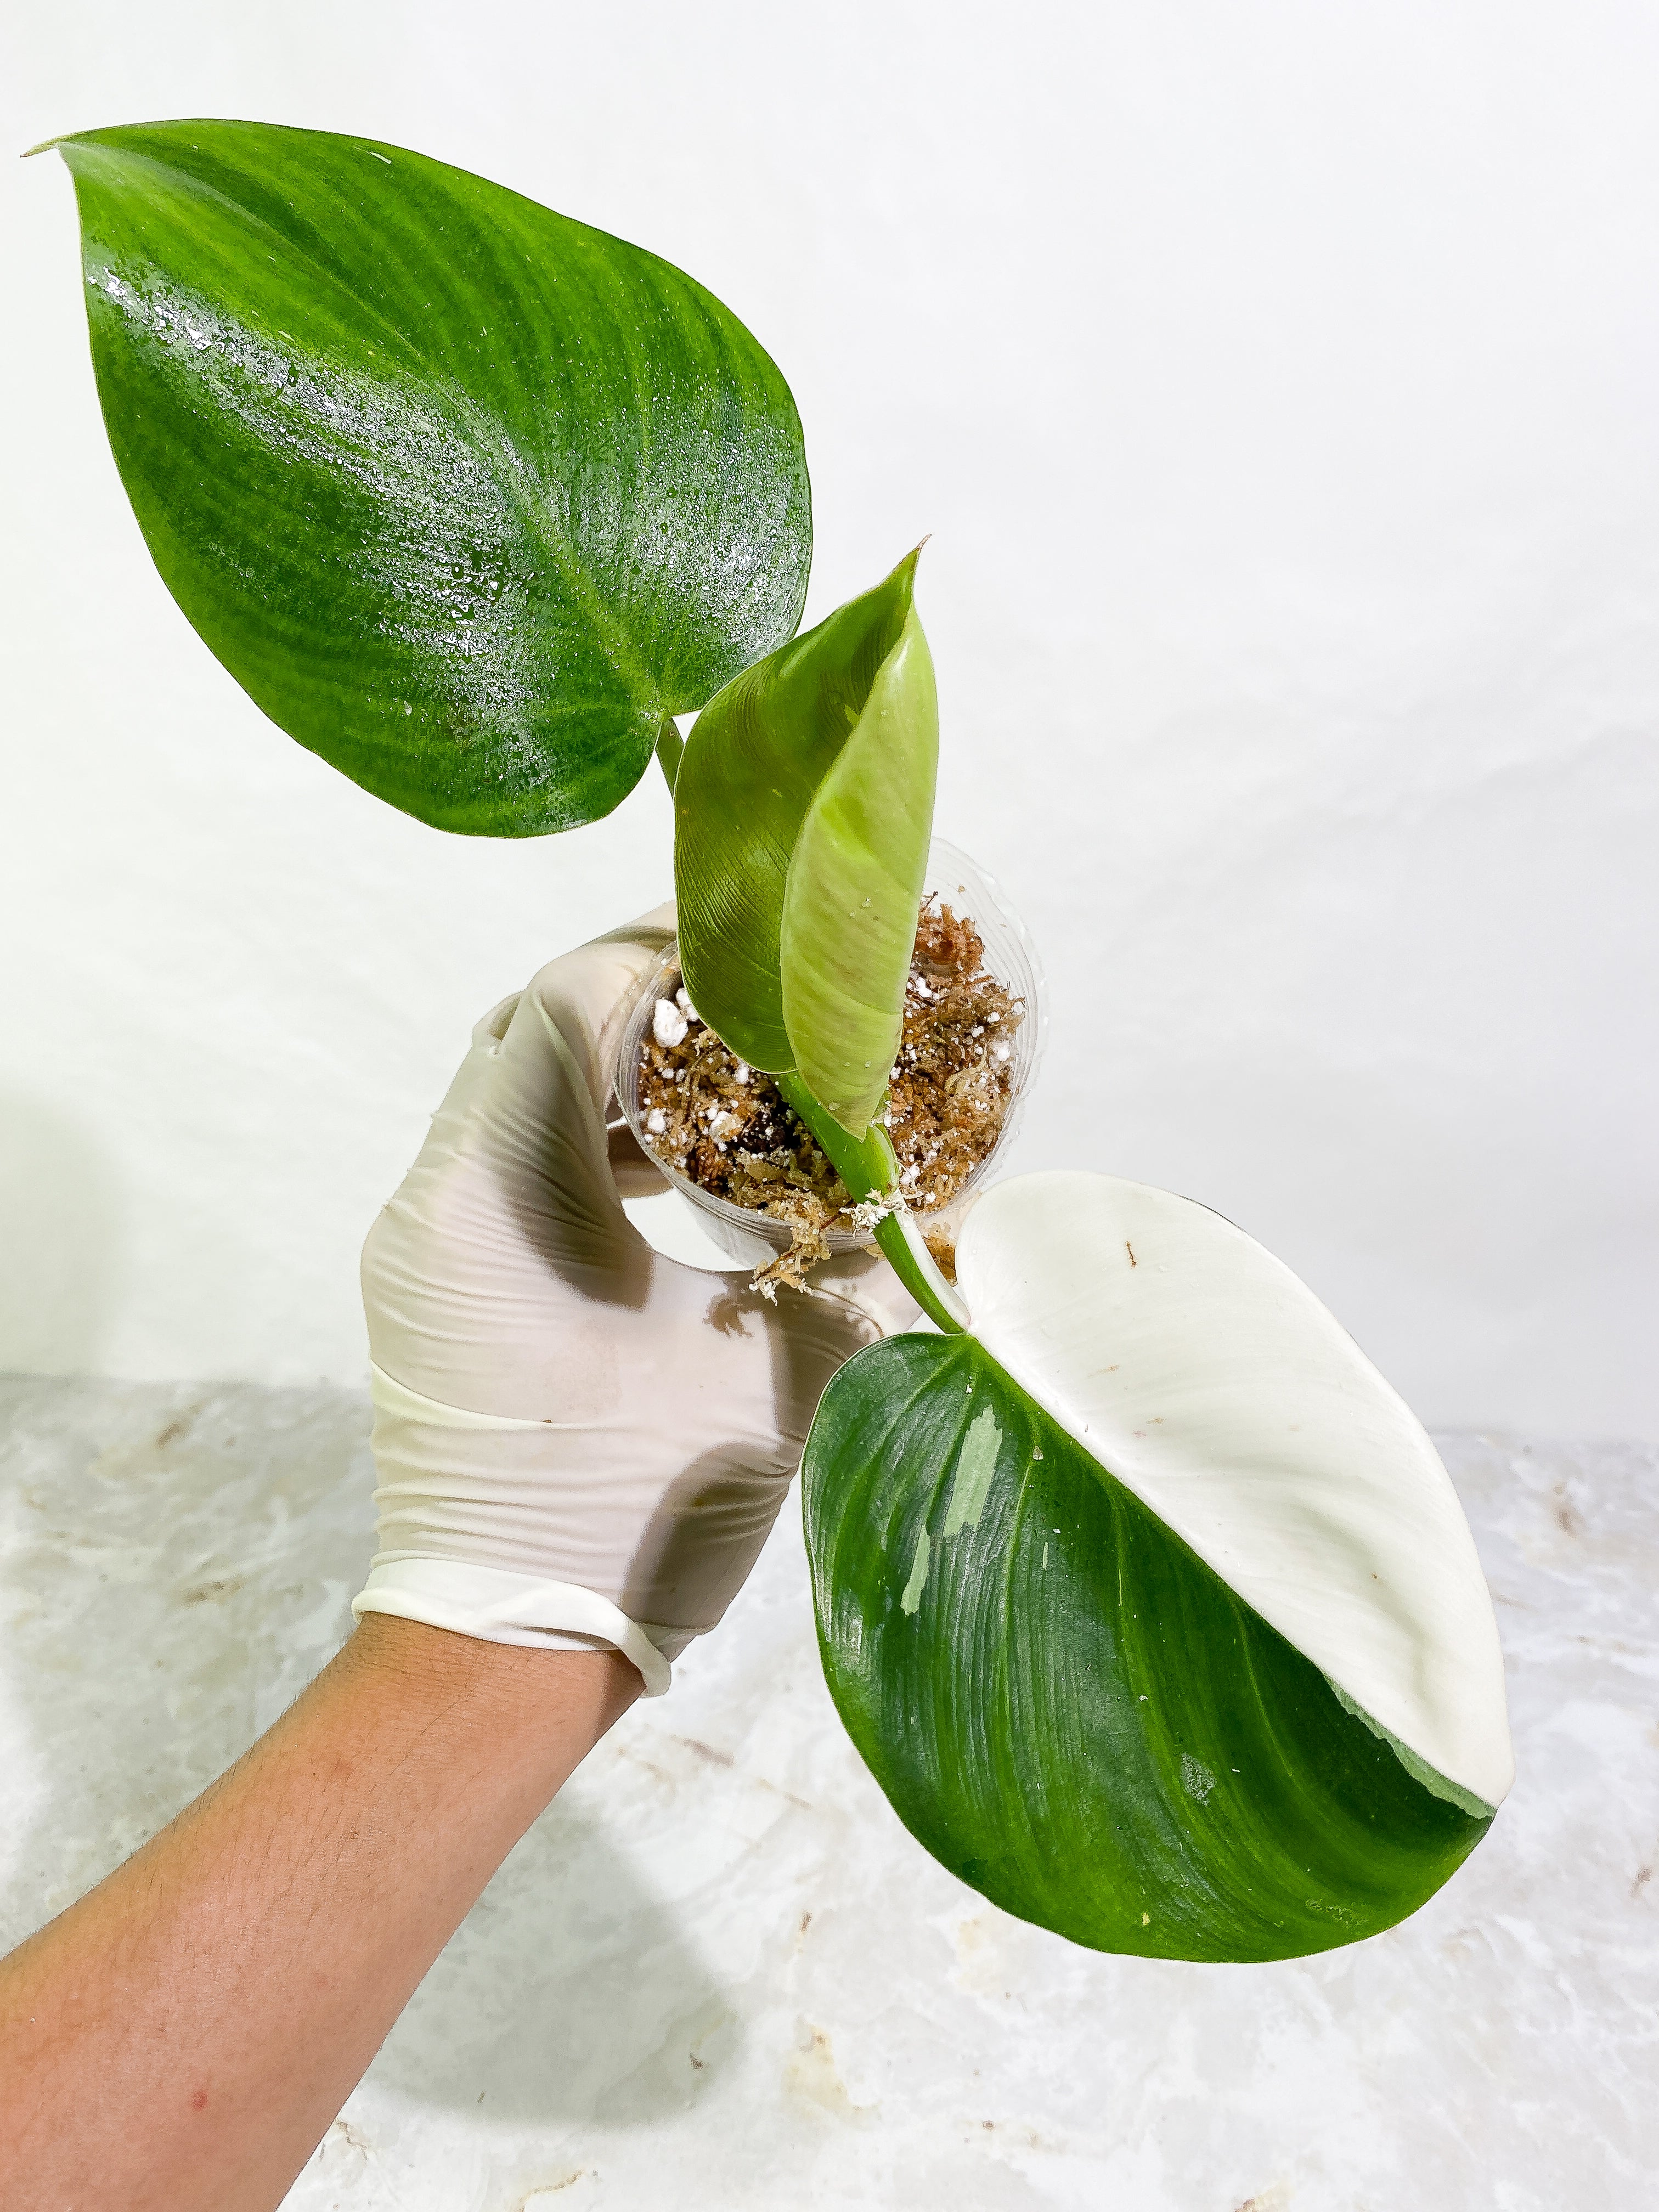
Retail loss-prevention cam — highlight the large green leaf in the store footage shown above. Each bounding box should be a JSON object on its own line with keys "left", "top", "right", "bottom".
{"left": 674, "top": 551, "right": 938, "bottom": 1130}
{"left": 803, "top": 1171, "right": 1513, "bottom": 1961}
{"left": 49, "top": 119, "right": 810, "bottom": 833}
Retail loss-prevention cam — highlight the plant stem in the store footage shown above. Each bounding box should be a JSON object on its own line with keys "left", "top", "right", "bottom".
{"left": 776, "top": 1075, "right": 969, "bottom": 1334}
{"left": 654, "top": 714, "right": 684, "bottom": 794}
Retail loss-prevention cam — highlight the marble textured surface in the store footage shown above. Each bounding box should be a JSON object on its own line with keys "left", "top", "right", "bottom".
{"left": 2, "top": 1376, "right": 1655, "bottom": 2210}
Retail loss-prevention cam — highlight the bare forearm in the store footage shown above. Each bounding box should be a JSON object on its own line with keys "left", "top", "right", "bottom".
{"left": 0, "top": 1617, "right": 637, "bottom": 2212}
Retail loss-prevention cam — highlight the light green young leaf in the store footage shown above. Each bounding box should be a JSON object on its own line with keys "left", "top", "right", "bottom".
{"left": 47, "top": 119, "right": 809, "bottom": 834}
{"left": 674, "top": 551, "right": 938, "bottom": 1128}
{"left": 780, "top": 607, "right": 937, "bottom": 1130}
{"left": 802, "top": 1170, "right": 1513, "bottom": 1961}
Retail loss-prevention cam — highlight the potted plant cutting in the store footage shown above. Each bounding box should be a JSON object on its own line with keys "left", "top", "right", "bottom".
{"left": 38, "top": 116, "right": 1514, "bottom": 1962}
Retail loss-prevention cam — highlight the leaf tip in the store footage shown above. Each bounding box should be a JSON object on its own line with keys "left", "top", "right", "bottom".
{"left": 888, "top": 538, "right": 930, "bottom": 596}
{"left": 21, "top": 136, "right": 64, "bottom": 160}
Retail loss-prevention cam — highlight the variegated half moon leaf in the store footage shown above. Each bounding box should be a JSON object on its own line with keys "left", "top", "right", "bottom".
{"left": 802, "top": 1170, "right": 1511, "bottom": 1961}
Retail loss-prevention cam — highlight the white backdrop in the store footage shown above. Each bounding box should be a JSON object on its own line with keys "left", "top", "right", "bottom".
{"left": 3, "top": 2, "right": 1655, "bottom": 1434}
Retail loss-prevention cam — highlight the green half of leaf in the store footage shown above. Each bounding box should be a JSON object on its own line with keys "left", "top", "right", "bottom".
{"left": 804, "top": 1331, "right": 1492, "bottom": 1963}
{"left": 50, "top": 119, "right": 810, "bottom": 833}
{"left": 674, "top": 550, "right": 938, "bottom": 1127}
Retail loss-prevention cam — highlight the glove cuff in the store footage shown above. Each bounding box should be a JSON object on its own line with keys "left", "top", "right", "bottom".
{"left": 352, "top": 1558, "right": 673, "bottom": 1696}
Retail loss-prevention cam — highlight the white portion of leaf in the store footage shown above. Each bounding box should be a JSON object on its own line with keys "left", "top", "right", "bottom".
{"left": 956, "top": 1171, "right": 1514, "bottom": 1810}
{"left": 900, "top": 1526, "right": 932, "bottom": 1615}
{"left": 943, "top": 1405, "right": 1002, "bottom": 1538}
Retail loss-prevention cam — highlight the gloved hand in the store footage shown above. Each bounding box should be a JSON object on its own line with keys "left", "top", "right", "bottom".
{"left": 353, "top": 907, "right": 916, "bottom": 1694}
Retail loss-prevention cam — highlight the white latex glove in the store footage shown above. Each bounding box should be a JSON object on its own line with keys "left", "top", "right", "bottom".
{"left": 353, "top": 906, "right": 917, "bottom": 1694}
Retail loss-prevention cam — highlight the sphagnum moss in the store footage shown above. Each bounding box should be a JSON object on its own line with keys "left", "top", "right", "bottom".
{"left": 636, "top": 900, "right": 1024, "bottom": 1289}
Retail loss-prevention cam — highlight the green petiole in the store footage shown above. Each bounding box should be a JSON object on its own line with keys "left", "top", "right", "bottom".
{"left": 776, "top": 1074, "right": 970, "bottom": 1334}
{"left": 654, "top": 714, "right": 684, "bottom": 795}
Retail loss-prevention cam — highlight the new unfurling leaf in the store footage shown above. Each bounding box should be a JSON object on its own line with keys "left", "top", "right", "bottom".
{"left": 674, "top": 550, "right": 938, "bottom": 1135}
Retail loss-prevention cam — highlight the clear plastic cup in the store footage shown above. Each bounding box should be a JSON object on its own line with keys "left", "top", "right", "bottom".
{"left": 613, "top": 839, "right": 1046, "bottom": 1271}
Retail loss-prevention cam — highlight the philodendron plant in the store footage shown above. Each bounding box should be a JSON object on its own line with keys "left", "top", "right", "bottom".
{"left": 44, "top": 118, "right": 1513, "bottom": 1961}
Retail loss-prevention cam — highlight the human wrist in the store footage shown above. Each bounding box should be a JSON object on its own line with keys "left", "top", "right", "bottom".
{"left": 337, "top": 1611, "right": 640, "bottom": 1762}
